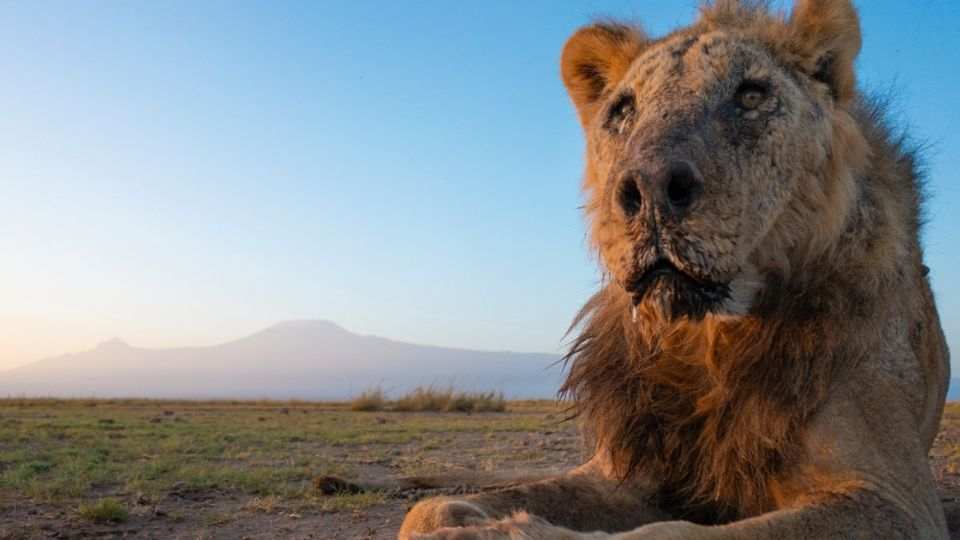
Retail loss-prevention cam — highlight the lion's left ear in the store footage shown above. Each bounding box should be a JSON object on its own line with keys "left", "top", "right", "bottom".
{"left": 788, "top": 0, "right": 862, "bottom": 103}
{"left": 560, "top": 23, "right": 648, "bottom": 127}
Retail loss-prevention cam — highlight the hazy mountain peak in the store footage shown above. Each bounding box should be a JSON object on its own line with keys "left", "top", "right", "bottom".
{"left": 248, "top": 319, "right": 351, "bottom": 340}
{"left": 95, "top": 337, "right": 131, "bottom": 351}
{"left": 268, "top": 319, "right": 344, "bottom": 331}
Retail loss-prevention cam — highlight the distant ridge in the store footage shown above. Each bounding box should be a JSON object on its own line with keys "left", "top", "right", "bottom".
{"left": 0, "top": 320, "right": 563, "bottom": 400}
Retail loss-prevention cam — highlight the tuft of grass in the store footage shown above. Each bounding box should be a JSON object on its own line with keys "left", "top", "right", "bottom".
{"left": 351, "top": 385, "right": 506, "bottom": 413}
{"left": 77, "top": 498, "right": 128, "bottom": 523}
{"left": 465, "top": 390, "right": 508, "bottom": 413}
{"left": 201, "top": 511, "right": 232, "bottom": 526}
{"left": 350, "top": 388, "right": 387, "bottom": 412}
{"left": 393, "top": 385, "right": 506, "bottom": 413}
{"left": 244, "top": 494, "right": 281, "bottom": 513}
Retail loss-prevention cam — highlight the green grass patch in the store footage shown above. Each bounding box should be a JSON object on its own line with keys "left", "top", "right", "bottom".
{"left": 77, "top": 498, "right": 128, "bottom": 523}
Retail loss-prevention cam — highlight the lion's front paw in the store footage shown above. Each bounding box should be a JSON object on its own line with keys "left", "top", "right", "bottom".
{"left": 398, "top": 497, "right": 491, "bottom": 539}
{"left": 411, "top": 512, "right": 604, "bottom": 540}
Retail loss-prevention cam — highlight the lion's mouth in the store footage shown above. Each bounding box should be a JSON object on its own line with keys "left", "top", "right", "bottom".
{"left": 626, "top": 259, "right": 731, "bottom": 320}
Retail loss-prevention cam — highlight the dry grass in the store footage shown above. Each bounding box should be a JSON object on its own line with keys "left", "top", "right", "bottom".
{"left": 393, "top": 386, "right": 506, "bottom": 413}
{"left": 350, "top": 388, "right": 387, "bottom": 412}
{"left": 349, "top": 386, "right": 506, "bottom": 413}
{"left": 243, "top": 495, "right": 282, "bottom": 513}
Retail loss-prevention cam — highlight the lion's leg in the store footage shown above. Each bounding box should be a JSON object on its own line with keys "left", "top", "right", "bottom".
{"left": 598, "top": 486, "right": 943, "bottom": 540}
{"left": 416, "top": 487, "right": 940, "bottom": 540}
{"left": 398, "top": 463, "right": 669, "bottom": 538}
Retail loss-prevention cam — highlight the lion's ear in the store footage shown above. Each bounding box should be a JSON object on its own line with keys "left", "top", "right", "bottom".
{"left": 560, "top": 23, "right": 647, "bottom": 127}
{"left": 788, "top": 0, "right": 862, "bottom": 103}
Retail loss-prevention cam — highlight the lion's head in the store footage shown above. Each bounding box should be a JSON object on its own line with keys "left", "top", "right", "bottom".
{"left": 561, "top": 0, "right": 869, "bottom": 323}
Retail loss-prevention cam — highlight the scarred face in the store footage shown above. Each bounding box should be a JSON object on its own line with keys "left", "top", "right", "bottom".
{"left": 563, "top": 20, "right": 861, "bottom": 321}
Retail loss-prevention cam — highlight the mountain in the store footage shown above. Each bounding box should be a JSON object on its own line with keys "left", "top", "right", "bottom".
{"left": 0, "top": 321, "right": 564, "bottom": 400}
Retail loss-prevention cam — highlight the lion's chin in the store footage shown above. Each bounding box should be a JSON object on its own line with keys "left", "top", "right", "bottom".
{"left": 634, "top": 277, "right": 727, "bottom": 322}
{"left": 627, "top": 261, "right": 731, "bottom": 322}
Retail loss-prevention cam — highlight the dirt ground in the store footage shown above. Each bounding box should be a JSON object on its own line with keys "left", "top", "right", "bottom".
{"left": 2, "top": 400, "right": 960, "bottom": 539}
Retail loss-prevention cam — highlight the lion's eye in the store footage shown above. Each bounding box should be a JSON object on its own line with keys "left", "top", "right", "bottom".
{"left": 736, "top": 83, "right": 768, "bottom": 110}
{"left": 605, "top": 93, "right": 636, "bottom": 135}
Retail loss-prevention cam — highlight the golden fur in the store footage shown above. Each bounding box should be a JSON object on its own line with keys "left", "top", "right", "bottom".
{"left": 400, "top": 1, "right": 950, "bottom": 538}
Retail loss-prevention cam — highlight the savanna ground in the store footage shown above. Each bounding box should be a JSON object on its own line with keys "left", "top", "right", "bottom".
{"left": 2, "top": 398, "right": 960, "bottom": 539}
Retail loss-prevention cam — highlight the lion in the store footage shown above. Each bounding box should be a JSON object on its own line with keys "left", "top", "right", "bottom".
{"left": 395, "top": 0, "right": 951, "bottom": 538}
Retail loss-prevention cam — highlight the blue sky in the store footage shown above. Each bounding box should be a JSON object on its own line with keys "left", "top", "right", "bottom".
{"left": 0, "top": 1, "right": 958, "bottom": 370}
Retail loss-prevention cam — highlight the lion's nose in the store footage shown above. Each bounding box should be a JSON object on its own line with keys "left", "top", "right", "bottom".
{"left": 618, "top": 161, "right": 701, "bottom": 218}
